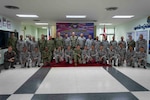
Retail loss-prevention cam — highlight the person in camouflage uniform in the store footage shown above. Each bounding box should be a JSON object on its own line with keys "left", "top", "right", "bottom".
{"left": 127, "top": 35, "right": 135, "bottom": 49}
{"left": 54, "top": 46, "right": 64, "bottom": 63}
{"left": 64, "top": 46, "right": 73, "bottom": 64}
{"left": 70, "top": 32, "right": 78, "bottom": 49}
{"left": 19, "top": 46, "right": 30, "bottom": 68}
{"left": 38, "top": 34, "right": 47, "bottom": 61}
{"left": 42, "top": 46, "right": 52, "bottom": 66}
{"left": 55, "top": 32, "right": 64, "bottom": 49}
{"left": 74, "top": 45, "right": 82, "bottom": 66}
{"left": 136, "top": 47, "right": 147, "bottom": 69}
{"left": 47, "top": 36, "right": 55, "bottom": 61}
{"left": 8, "top": 33, "right": 17, "bottom": 52}
{"left": 136, "top": 34, "right": 147, "bottom": 52}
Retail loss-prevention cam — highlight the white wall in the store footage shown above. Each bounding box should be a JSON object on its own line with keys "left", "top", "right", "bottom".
{"left": 115, "top": 17, "right": 150, "bottom": 63}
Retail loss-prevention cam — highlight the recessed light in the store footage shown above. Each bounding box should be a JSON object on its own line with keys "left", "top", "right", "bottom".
{"left": 106, "top": 7, "right": 118, "bottom": 11}
{"left": 66, "top": 15, "right": 86, "bottom": 18}
{"left": 5, "top": 5, "right": 19, "bottom": 10}
{"left": 35, "top": 23, "right": 49, "bottom": 25}
{"left": 16, "top": 14, "right": 39, "bottom": 18}
{"left": 112, "top": 15, "right": 134, "bottom": 18}
{"left": 42, "top": 27, "right": 47, "bottom": 29}
{"left": 99, "top": 23, "right": 112, "bottom": 25}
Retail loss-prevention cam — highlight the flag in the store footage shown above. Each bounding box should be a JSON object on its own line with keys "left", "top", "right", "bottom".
{"left": 103, "top": 25, "right": 107, "bottom": 39}
{"left": 47, "top": 27, "right": 51, "bottom": 40}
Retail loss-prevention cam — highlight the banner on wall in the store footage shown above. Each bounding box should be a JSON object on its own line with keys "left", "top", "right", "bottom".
{"left": 56, "top": 23, "right": 94, "bottom": 38}
{"left": 135, "top": 30, "right": 148, "bottom": 41}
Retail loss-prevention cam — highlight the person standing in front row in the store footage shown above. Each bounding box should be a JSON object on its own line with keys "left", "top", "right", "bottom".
{"left": 47, "top": 36, "right": 55, "bottom": 62}
{"left": 70, "top": 32, "right": 78, "bottom": 49}
{"left": 136, "top": 34, "right": 147, "bottom": 52}
{"left": 76, "top": 33, "right": 86, "bottom": 49}
{"left": 4, "top": 46, "right": 16, "bottom": 69}
{"left": 39, "top": 34, "right": 47, "bottom": 62}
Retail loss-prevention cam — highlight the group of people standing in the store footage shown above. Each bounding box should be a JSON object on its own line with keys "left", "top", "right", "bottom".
{"left": 3, "top": 31, "right": 147, "bottom": 69}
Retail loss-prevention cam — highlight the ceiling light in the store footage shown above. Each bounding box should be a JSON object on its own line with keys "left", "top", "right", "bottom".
{"left": 5, "top": 5, "right": 19, "bottom": 10}
{"left": 112, "top": 15, "right": 134, "bottom": 18}
{"left": 35, "top": 23, "right": 49, "bottom": 25}
{"left": 66, "top": 15, "right": 86, "bottom": 18}
{"left": 99, "top": 23, "right": 112, "bottom": 25}
{"left": 16, "top": 14, "right": 39, "bottom": 18}
{"left": 106, "top": 7, "right": 118, "bottom": 11}
{"left": 42, "top": 27, "right": 47, "bottom": 29}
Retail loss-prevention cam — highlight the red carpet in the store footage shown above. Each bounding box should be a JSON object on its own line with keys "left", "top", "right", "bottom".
{"left": 42, "top": 60, "right": 111, "bottom": 67}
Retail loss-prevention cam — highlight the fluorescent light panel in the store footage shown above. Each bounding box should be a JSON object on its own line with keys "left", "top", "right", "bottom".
{"left": 42, "top": 27, "right": 47, "bottom": 29}
{"left": 112, "top": 15, "right": 134, "bottom": 18}
{"left": 66, "top": 15, "right": 86, "bottom": 18}
{"left": 99, "top": 23, "right": 112, "bottom": 25}
{"left": 35, "top": 23, "right": 49, "bottom": 25}
{"left": 16, "top": 14, "right": 39, "bottom": 18}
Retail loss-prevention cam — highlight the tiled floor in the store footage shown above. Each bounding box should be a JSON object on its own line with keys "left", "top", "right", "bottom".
{"left": 0, "top": 65, "right": 150, "bottom": 100}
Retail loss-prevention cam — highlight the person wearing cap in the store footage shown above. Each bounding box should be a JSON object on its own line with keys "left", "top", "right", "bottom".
{"left": 127, "top": 35, "right": 135, "bottom": 49}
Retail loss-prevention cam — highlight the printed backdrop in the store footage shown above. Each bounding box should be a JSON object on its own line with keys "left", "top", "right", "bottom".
{"left": 56, "top": 23, "right": 94, "bottom": 38}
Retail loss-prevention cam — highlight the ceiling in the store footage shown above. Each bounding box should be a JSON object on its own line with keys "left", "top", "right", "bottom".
{"left": 0, "top": 0, "right": 150, "bottom": 26}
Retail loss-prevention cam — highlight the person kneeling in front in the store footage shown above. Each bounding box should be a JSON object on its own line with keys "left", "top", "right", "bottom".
{"left": 4, "top": 46, "right": 16, "bottom": 69}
